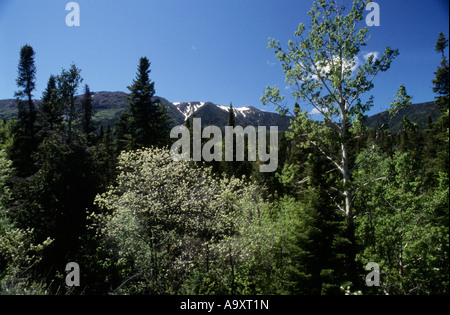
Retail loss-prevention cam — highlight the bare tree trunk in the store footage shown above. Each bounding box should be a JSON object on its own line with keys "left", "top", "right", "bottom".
{"left": 340, "top": 101, "right": 353, "bottom": 224}
{"left": 342, "top": 144, "right": 352, "bottom": 221}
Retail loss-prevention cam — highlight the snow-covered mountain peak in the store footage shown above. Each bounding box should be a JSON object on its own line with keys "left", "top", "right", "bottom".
{"left": 217, "top": 105, "right": 252, "bottom": 118}
{"left": 172, "top": 102, "right": 206, "bottom": 120}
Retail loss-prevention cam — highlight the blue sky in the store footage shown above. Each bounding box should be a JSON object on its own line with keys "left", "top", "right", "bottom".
{"left": 0, "top": 0, "right": 448, "bottom": 116}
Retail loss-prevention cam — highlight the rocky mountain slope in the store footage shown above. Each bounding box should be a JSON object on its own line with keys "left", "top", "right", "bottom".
{"left": 0, "top": 91, "right": 440, "bottom": 131}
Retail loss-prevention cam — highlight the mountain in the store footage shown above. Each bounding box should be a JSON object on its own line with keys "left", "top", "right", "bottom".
{"left": 87, "top": 92, "right": 293, "bottom": 129}
{"left": 0, "top": 91, "right": 293, "bottom": 130}
{"left": 0, "top": 99, "right": 16, "bottom": 120}
{"left": 171, "top": 101, "right": 292, "bottom": 129}
{"left": 0, "top": 91, "right": 440, "bottom": 131}
{"left": 364, "top": 101, "right": 440, "bottom": 131}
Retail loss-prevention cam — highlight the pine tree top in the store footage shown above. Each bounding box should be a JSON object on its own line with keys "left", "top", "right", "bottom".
{"left": 435, "top": 32, "right": 449, "bottom": 56}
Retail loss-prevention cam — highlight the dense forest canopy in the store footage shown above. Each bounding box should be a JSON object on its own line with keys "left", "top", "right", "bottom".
{"left": 0, "top": 0, "right": 448, "bottom": 295}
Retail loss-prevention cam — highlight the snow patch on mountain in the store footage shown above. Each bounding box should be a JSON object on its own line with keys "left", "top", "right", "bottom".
{"left": 173, "top": 102, "right": 206, "bottom": 120}
{"left": 217, "top": 105, "right": 252, "bottom": 118}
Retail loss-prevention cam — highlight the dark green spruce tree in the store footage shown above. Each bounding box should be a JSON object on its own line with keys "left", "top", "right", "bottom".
{"left": 118, "top": 57, "right": 170, "bottom": 149}
{"left": 279, "top": 118, "right": 351, "bottom": 294}
{"left": 431, "top": 32, "right": 449, "bottom": 176}
{"left": 227, "top": 102, "right": 236, "bottom": 127}
{"left": 433, "top": 32, "right": 449, "bottom": 113}
{"left": 114, "top": 109, "right": 134, "bottom": 153}
{"left": 80, "top": 84, "right": 96, "bottom": 143}
{"left": 57, "top": 64, "right": 83, "bottom": 145}
{"left": 38, "top": 75, "right": 63, "bottom": 137}
{"left": 222, "top": 102, "right": 253, "bottom": 179}
{"left": 10, "top": 44, "right": 38, "bottom": 177}
{"left": 9, "top": 64, "right": 110, "bottom": 292}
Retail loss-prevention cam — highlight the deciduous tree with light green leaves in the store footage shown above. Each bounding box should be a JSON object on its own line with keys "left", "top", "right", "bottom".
{"left": 353, "top": 149, "right": 449, "bottom": 294}
{"left": 261, "top": 0, "right": 412, "bottom": 287}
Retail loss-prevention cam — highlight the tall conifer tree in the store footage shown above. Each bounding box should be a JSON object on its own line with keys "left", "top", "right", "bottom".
{"left": 11, "top": 45, "right": 38, "bottom": 177}
{"left": 15, "top": 45, "right": 37, "bottom": 127}
{"left": 227, "top": 102, "right": 236, "bottom": 127}
{"left": 38, "top": 75, "right": 62, "bottom": 138}
{"left": 126, "top": 57, "right": 170, "bottom": 148}
{"left": 57, "top": 64, "right": 83, "bottom": 145}
{"left": 80, "top": 84, "right": 95, "bottom": 142}
{"left": 433, "top": 32, "right": 449, "bottom": 114}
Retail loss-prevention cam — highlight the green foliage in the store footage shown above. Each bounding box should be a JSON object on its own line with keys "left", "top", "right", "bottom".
{"left": 433, "top": 32, "right": 449, "bottom": 113}
{"left": 0, "top": 227, "right": 53, "bottom": 294}
{"left": 11, "top": 134, "right": 97, "bottom": 250}
{"left": 57, "top": 64, "right": 83, "bottom": 144}
{"left": 388, "top": 85, "right": 412, "bottom": 117}
{"left": 14, "top": 45, "right": 36, "bottom": 103}
{"left": 80, "top": 84, "right": 96, "bottom": 140}
{"left": 227, "top": 102, "right": 236, "bottom": 127}
{"left": 262, "top": 0, "right": 398, "bottom": 125}
{"left": 14, "top": 44, "right": 37, "bottom": 130}
{"left": 37, "top": 75, "right": 63, "bottom": 135}
{"left": 260, "top": 0, "right": 402, "bottom": 239}
{"left": 275, "top": 132, "right": 356, "bottom": 294}
{"left": 0, "top": 149, "right": 53, "bottom": 294}
{"left": 0, "top": 150, "right": 13, "bottom": 213}
{"left": 116, "top": 57, "right": 171, "bottom": 150}
{"left": 93, "top": 147, "right": 261, "bottom": 294}
{"left": 354, "top": 150, "right": 449, "bottom": 294}
{"left": 2, "top": 18, "right": 448, "bottom": 295}
{"left": 0, "top": 119, "right": 14, "bottom": 152}
{"left": 10, "top": 45, "right": 39, "bottom": 177}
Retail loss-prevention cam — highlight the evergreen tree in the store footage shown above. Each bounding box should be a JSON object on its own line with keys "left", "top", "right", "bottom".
{"left": 431, "top": 32, "right": 449, "bottom": 175}
{"left": 10, "top": 45, "right": 38, "bottom": 177}
{"left": 293, "top": 102, "right": 300, "bottom": 117}
{"left": 227, "top": 102, "right": 236, "bottom": 127}
{"left": 125, "top": 57, "right": 170, "bottom": 149}
{"left": 38, "top": 75, "right": 63, "bottom": 130}
{"left": 14, "top": 45, "right": 37, "bottom": 127}
{"left": 10, "top": 131, "right": 104, "bottom": 292}
{"left": 433, "top": 32, "right": 449, "bottom": 113}
{"left": 57, "top": 64, "right": 83, "bottom": 145}
{"left": 278, "top": 119, "right": 353, "bottom": 293}
{"left": 184, "top": 113, "right": 196, "bottom": 161}
{"left": 80, "top": 84, "right": 95, "bottom": 143}
{"left": 38, "top": 75, "right": 63, "bottom": 138}
{"left": 223, "top": 103, "right": 236, "bottom": 177}
{"left": 284, "top": 153, "right": 351, "bottom": 294}
{"left": 114, "top": 109, "right": 134, "bottom": 153}
{"left": 94, "top": 125, "right": 116, "bottom": 192}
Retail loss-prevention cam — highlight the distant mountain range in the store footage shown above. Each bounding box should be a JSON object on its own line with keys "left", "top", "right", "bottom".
{"left": 0, "top": 91, "right": 293, "bottom": 130}
{"left": 364, "top": 101, "right": 440, "bottom": 131}
{"left": 0, "top": 91, "right": 441, "bottom": 131}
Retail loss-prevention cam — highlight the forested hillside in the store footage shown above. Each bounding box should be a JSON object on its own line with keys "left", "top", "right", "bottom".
{"left": 0, "top": 0, "right": 448, "bottom": 296}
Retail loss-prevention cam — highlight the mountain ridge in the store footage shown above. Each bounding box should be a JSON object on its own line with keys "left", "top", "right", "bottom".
{"left": 0, "top": 91, "right": 440, "bottom": 131}
{"left": 0, "top": 91, "right": 293, "bottom": 130}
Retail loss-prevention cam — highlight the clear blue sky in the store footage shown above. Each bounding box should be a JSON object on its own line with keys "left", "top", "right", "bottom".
{"left": 0, "top": 0, "right": 448, "bottom": 116}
